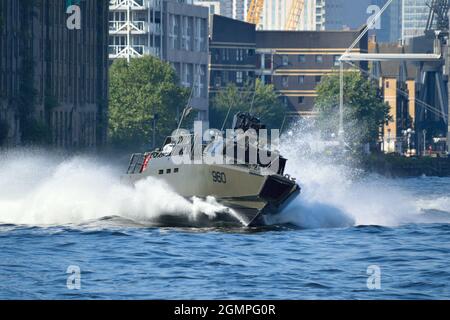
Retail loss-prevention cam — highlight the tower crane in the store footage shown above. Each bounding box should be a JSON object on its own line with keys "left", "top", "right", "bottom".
{"left": 426, "top": 0, "right": 450, "bottom": 34}
{"left": 246, "top": 0, "right": 264, "bottom": 26}
{"left": 247, "top": 0, "right": 305, "bottom": 30}
{"left": 285, "top": 0, "right": 305, "bottom": 31}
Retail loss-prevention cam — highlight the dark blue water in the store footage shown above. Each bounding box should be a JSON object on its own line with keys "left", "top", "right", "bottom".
{"left": 1, "top": 222, "right": 449, "bottom": 299}
{"left": 1, "top": 153, "right": 450, "bottom": 299}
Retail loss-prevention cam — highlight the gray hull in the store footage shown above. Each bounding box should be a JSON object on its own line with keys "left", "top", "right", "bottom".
{"left": 122, "top": 157, "right": 300, "bottom": 228}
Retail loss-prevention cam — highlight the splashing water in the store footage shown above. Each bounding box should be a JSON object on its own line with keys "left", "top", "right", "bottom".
{"left": 1, "top": 121, "right": 450, "bottom": 229}
{"left": 0, "top": 150, "right": 234, "bottom": 227}
{"left": 275, "top": 120, "right": 450, "bottom": 228}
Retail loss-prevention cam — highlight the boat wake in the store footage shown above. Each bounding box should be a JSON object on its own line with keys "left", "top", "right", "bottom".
{"left": 0, "top": 150, "right": 244, "bottom": 228}
{"left": 1, "top": 135, "right": 450, "bottom": 230}
{"left": 275, "top": 122, "right": 450, "bottom": 228}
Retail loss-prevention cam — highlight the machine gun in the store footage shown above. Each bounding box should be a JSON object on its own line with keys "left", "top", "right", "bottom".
{"left": 232, "top": 112, "right": 266, "bottom": 133}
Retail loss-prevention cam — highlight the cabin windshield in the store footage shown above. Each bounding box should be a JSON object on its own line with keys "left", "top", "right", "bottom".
{"left": 160, "top": 134, "right": 196, "bottom": 157}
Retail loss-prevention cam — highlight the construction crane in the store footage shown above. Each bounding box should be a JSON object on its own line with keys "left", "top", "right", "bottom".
{"left": 247, "top": 0, "right": 304, "bottom": 30}
{"left": 285, "top": 0, "right": 305, "bottom": 31}
{"left": 426, "top": 0, "right": 450, "bottom": 34}
{"left": 246, "top": 0, "right": 264, "bottom": 25}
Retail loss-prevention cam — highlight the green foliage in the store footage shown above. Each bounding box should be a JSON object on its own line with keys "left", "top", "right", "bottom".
{"left": 210, "top": 79, "right": 286, "bottom": 130}
{"left": 314, "top": 72, "right": 391, "bottom": 147}
{"left": 108, "top": 56, "right": 189, "bottom": 149}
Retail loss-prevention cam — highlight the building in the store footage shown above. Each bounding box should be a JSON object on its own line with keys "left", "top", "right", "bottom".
{"left": 401, "top": 0, "right": 429, "bottom": 42}
{"left": 258, "top": 0, "right": 326, "bottom": 31}
{"left": 209, "top": 15, "right": 257, "bottom": 95}
{"left": 324, "top": 0, "right": 402, "bottom": 43}
{"left": 193, "top": 0, "right": 221, "bottom": 15}
{"left": 0, "top": 0, "right": 109, "bottom": 148}
{"left": 109, "top": 0, "right": 163, "bottom": 60}
{"left": 164, "top": 0, "right": 210, "bottom": 121}
{"left": 307, "top": 0, "right": 326, "bottom": 31}
{"left": 197, "top": 0, "right": 325, "bottom": 31}
{"left": 372, "top": 43, "right": 417, "bottom": 154}
{"left": 109, "top": 0, "right": 210, "bottom": 122}
{"left": 255, "top": 28, "right": 368, "bottom": 116}
{"left": 195, "top": 0, "right": 246, "bottom": 21}
{"left": 208, "top": 15, "right": 368, "bottom": 118}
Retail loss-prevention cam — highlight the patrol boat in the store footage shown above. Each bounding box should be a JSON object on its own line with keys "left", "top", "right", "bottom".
{"left": 122, "top": 112, "right": 300, "bottom": 227}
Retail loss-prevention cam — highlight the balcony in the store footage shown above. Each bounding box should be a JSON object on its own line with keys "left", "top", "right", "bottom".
{"left": 109, "top": 0, "right": 162, "bottom": 11}
{"left": 109, "top": 21, "right": 148, "bottom": 34}
{"left": 109, "top": 45, "right": 161, "bottom": 59}
{"left": 109, "top": 0, "right": 147, "bottom": 10}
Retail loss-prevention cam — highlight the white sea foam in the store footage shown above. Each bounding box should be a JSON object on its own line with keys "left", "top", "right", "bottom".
{"left": 1, "top": 123, "right": 450, "bottom": 228}
{"left": 276, "top": 120, "right": 450, "bottom": 228}
{"left": 0, "top": 150, "right": 233, "bottom": 226}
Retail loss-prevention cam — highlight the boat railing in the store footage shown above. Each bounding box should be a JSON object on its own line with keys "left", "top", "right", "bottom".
{"left": 127, "top": 153, "right": 146, "bottom": 174}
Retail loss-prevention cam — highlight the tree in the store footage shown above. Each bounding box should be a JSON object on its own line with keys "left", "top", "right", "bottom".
{"left": 315, "top": 71, "right": 391, "bottom": 147}
{"left": 109, "top": 56, "right": 190, "bottom": 149}
{"left": 210, "top": 79, "right": 286, "bottom": 130}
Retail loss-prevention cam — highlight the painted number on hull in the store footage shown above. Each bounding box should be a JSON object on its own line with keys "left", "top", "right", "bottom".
{"left": 212, "top": 171, "right": 227, "bottom": 184}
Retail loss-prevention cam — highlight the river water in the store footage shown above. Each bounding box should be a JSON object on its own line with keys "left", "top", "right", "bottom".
{"left": 0, "top": 145, "right": 449, "bottom": 299}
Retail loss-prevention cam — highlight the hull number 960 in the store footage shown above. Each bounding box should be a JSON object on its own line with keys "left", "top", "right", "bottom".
{"left": 212, "top": 171, "right": 227, "bottom": 184}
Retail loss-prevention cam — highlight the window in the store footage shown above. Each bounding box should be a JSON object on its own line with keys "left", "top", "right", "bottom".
{"left": 194, "top": 18, "right": 201, "bottom": 52}
{"left": 298, "top": 55, "right": 306, "bottom": 63}
{"left": 169, "top": 15, "right": 180, "bottom": 50}
{"left": 215, "top": 76, "right": 222, "bottom": 88}
{"left": 181, "top": 17, "right": 192, "bottom": 51}
{"left": 282, "top": 76, "right": 289, "bottom": 88}
{"left": 315, "top": 76, "right": 322, "bottom": 83}
{"left": 194, "top": 65, "right": 206, "bottom": 98}
{"left": 174, "top": 168, "right": 179, "bottom": 173}
{"left": 223, "top": 48, "right": 229, "bottom": 61}
{"left": 282, "top": 55, "right": 289, "bottom": 66}
{"left": 298, "top": 96, "right": 305, "bottom": 104}
{"left": 334, "top": 55, "right": 340, "bottom": 66}
{"left": 386, "top": 81, "right": 390, "bottom": 88}
{"left": 236, "top": 49, "right": 244, "bottom": 62}
{"left": 236, "top": 71, "right": 243, "bottom": 84}
{"left": 264, "top": 54, "right": 272, "bottom": 69}
{"left": 166, "top": 169, "right": 171, "bottom": 174}
{"left": 181, "top": 63, "right": 193, "bottom": 87}
{"left": 316, "top": 55, "right": 323, "bottom": 63}
{"left": 298, "top": 76, "right": 305, "bottom": 84}
{"left": 159, "top": 170, "right": 164, "bottom": 175}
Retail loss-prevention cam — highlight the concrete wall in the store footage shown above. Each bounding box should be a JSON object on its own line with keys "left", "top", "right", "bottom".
{"left": 0, "top": 0, "right": 109, "bottom": 149}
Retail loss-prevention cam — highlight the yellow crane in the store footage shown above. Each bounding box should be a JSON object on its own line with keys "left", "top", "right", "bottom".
{"left": 247, "top": 0, "right": 305, "bottom": 30}
{"left": 285, "top": 0, "right": 305, "bottom": 31}
{"left": 246, "top": 0, "right": 264, "bottom": 25}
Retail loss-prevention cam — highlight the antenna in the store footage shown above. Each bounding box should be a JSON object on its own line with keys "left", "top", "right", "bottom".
{"left": 249, "top": 80, "right": 257, "bottom": 113}
{"left": 176, "top": 57, "right": 204, "bottom": 132}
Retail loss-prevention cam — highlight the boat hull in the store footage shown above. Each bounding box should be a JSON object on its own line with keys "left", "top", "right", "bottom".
{"left": 122, "top": 159, "right": 300, "bottom": 227}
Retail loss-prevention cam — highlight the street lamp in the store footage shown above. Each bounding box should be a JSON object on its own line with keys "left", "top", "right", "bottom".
{"left": 402, "top": 128, "right": 415, "bottom": 157}
{"left": 423, "top": 129, "right": 427, "bottom": 156}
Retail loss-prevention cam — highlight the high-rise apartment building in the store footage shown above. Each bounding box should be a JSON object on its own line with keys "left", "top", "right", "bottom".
{"left": 196, "top": 0, "right": 325, "bottom": 31}
{"left": 261, "top": 0, "right": 325, "bottom": 30}
{"left": 109, "top": 0, "right": 210, "bottom": 121}
{"left": 193, "top": 0, "right": 222, "bottom": 15}
{"left": 194, "top": 0, "right": 249, "bottom": 20}
{"left": 401, "top": 0, "right": 428, "bottom": 41}
{"left": 324, "top": 0, "right": 403, "bottom": 43}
